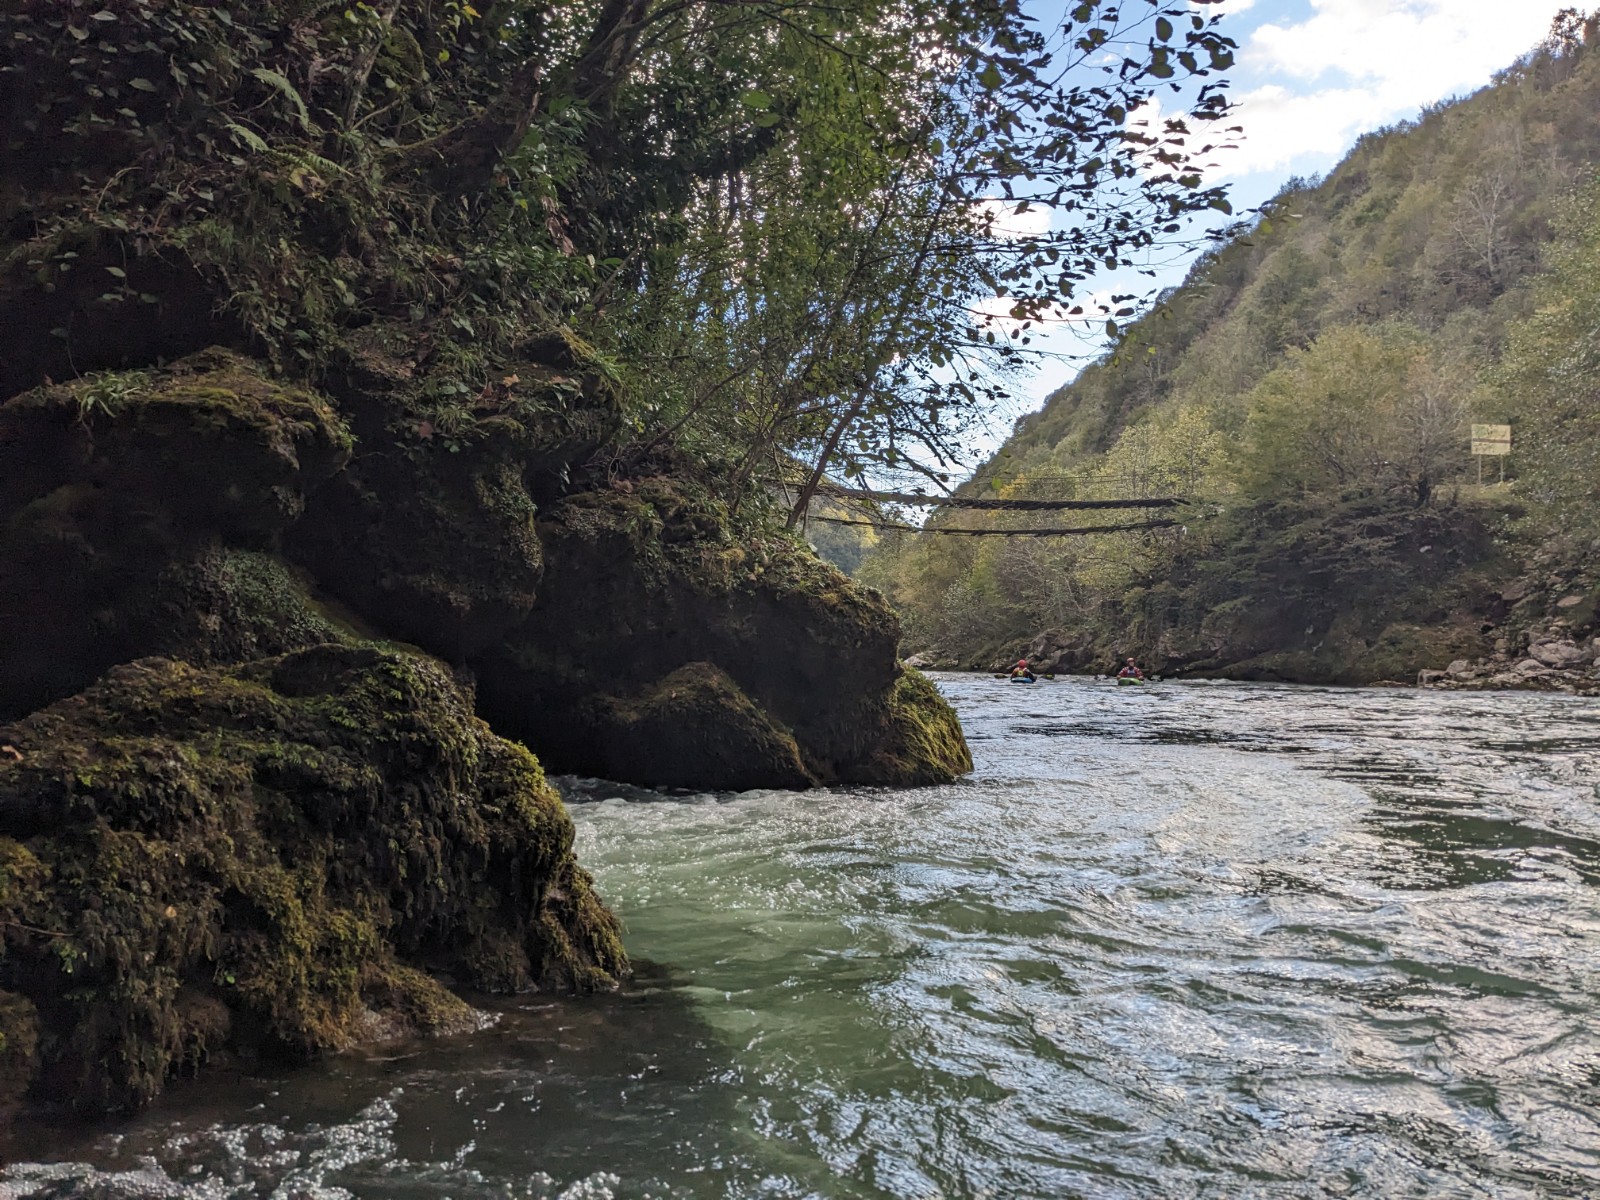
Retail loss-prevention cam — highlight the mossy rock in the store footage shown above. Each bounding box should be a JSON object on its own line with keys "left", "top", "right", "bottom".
{"left": 0, "top": 644, "right": 625, "bottom": 1116}
{"left": 574, "top": 662, "right": 817, "bottom": 791}
{"left": 838, "top": 669, "right": 973, "bottom": 786}
{"left": 0, "top": 348, "right": 351, "bottom": 535}
{"left": 0, "top": 540, "right": 364, "bottom": 722}
{"left": 290, "top": 429, "right": 545, "bottom": 658}
{"left": 285, "top": 324, "right": 624, "bottom": 660}
{"left": 0, "top": 351, "right": 355, "bottom": 717}
{"left": 474, "top": 474, "right": 959, "bottom": 788}
{"left": 153, "top": 546, "right": 368, "bottom": 663}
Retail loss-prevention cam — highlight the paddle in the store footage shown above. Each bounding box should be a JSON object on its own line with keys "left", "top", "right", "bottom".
{"left": 991, "top": 673, "right": 1056, "bottom": 680}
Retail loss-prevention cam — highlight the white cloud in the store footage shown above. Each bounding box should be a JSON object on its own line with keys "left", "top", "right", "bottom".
{"left": 1215, "top": 82, "right": 1394, "bottom": 177}
{"left": 1213, "top": 0, "right": 1571, "bottom": 178}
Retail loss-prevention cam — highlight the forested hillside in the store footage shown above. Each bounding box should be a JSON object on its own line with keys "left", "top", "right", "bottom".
{"left": 865, "top": 13, "right": 1600, "bottom": 688}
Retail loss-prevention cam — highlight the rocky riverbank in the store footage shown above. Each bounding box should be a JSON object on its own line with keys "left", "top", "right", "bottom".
{"left": 907, "top": 575, "right": 1600, "bottom": 696}
{"left": 1417, "top": 633, "right": 1600, "bottom": 695}
{"left": 0, "top": 348, "right": 969, "bottom": 1120}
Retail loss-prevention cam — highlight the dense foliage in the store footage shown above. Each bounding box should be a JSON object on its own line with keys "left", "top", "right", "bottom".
{"left": 864, "top": 15, "right": 1600, "bottom": 676}
{"left": 1, "top": 0, "right": 1238, "bottom": 515}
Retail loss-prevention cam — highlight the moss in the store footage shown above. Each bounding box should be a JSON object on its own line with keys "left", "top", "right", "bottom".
{"left": 0, "top": 989, "right": 39, "bottom": 1119}
{"left": 477, "top": 474, "right": 949, "bottom": 789}
{"left": 572, "top": 663, "right": 818, "bottom": 791}
{"left": 162, "top": 547, "right": 365, "bottom": 663}
{"left": 839, "top": 669, "right": 973, "bottom": 786}
{"left": 289, "top": 431, "right": 546, "bottom": 657}
{"left": 0, "top": 644, "right": 626, "bottom": 1116}
{"left": 532, "top": 858, "right": 630, "bottom": 992}
{"left": 357, "top": 963, "right": 476, "bottom": 1037}
{"left": 0, "top": 351, "right": 356, "bottom": 718}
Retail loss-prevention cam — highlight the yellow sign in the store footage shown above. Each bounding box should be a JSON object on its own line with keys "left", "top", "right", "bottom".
{"left": 1471, "top": 423, "right": 1511, "bottom": 456}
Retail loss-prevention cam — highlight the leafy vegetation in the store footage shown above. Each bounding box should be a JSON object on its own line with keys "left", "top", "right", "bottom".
{"left": 864, "top": 14, "right": 1600, "bottom": 679}
{"left": 1, "top": 0, "right": 1239, "bottom": 510}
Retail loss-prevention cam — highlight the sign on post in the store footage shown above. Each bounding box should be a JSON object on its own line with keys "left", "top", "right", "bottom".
{"left": 1470, "top": 423, "right": 1511, "bottom": 485}
{"left": 1470, "top": 424, "right": 1511, "bottom": 456}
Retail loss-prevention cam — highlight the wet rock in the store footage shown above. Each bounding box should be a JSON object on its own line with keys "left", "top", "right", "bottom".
{"left": 0, "top": 645, "right": 626, "bottom": 1116}
{"left": 475, "top": 475, "right": 968, "bottom": 789}
{"left": 572, "top": 663, "right": 817, "bottom": 792}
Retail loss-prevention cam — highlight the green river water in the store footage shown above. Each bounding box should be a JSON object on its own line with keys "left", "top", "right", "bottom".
{"left": 3, "top": 675, "right": 1598, "bottom": 1198}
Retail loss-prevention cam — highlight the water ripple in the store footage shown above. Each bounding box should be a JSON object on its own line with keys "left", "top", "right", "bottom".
{"left": 5, "top": 677, "right": 1598, "bottom": 1198}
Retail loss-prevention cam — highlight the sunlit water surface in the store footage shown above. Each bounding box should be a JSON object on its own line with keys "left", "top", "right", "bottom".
{"left": 4, "top": 676, "right": 1599, "bottom": 1199}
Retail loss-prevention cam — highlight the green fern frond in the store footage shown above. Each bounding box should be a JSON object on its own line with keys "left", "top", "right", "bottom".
{"left": 249, "top": 67, "right": 316, "bottom": 133}
{"left": 225, "top": 122, "right": 270, "bottom": 154}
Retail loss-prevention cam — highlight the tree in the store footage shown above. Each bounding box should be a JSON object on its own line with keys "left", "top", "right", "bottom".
{"left": 0, "top": 0, "right": 1239, "bottom": 524}
{"left": 1492, "top": 180, "right": 1600, "bottom": 540}
{"left": 1239, "top": 325, "right": 1465, "bottom": 500}
{"left": 577, "top": 0, "right": 1242, "bottom": 520}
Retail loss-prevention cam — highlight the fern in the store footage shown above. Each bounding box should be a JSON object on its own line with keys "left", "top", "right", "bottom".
{"left": 225, "top": 122, "right": 269, "bottom": 154}
{"left": 249, "top": 67, "right": 315, "bottom": 133}
{"left": 267, "top": 147, "right": 344, "bottom": 178}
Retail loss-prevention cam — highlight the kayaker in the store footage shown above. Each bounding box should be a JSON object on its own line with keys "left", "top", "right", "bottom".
{"left": 1010, "top": 658, "right": 1036, "bottom": 681}
{"left": 1117, "top": 657, "right": 1144, "bottom": 680}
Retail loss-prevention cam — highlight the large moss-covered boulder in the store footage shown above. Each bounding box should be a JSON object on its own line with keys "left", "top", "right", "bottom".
{"left": 288, "top": 424, "right": 547, "bottom": 659}
{"left": 837, "top": 669, "right": 973, "bottom": 786}
{"left": 0, "top": 643, "right": 625, "bottom": 1116}
{"left": 574, "top": 662, "right": 818, "bottom": 791}
{"left": 473, "top": 474, "right": 969, "bottom": 788}
{"left": 0, "top": 351, "right": 354, "bottom": 718}
{"left": 285, "top": 325, "right": 624, "bottom": 658}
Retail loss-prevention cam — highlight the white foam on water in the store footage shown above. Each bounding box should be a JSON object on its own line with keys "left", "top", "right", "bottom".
{"left": 0, "top": 1092, "right": 637, "bottom": 1200}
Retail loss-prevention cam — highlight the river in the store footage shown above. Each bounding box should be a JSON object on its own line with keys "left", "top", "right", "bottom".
{"left": 3, "top": 676, "right": 1598, "bottom": 1199}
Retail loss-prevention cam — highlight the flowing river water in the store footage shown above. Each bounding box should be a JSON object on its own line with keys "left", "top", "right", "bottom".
{"left": 4, "top": 675, "right": 1599, "bottom": 1199}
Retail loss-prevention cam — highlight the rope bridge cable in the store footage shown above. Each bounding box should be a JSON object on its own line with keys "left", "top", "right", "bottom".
{"left": 806, "top": 483, "right": 1187, "bottom": 511}
{"left": 810, "top": 515, "right": 1184, "bottom": 537}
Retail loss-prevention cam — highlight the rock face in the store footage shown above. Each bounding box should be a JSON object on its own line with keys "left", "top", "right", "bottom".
{"left": 0, "top": 350, "right": 354, "bottom": 719}
{"left": 0, "top": 351, "right": 971, "bottom": 1117}
{"left": 1410, "top": 568, "right": 1600, "bottom": 695}
{"left": 0, "top": 645, "right": 624, "bottom": 1117}
{"left": 472, "top": 478, "right": 966, "bottom": 788}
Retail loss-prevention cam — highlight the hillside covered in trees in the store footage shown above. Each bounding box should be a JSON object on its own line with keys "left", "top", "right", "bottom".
{"left": 864, "top": 12, "right": 1600, "bottom": 689}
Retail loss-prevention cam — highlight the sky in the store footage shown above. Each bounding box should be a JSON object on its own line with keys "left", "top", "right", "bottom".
{"left": 977, "top": 0, "right": 1577, "bottom": 442}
